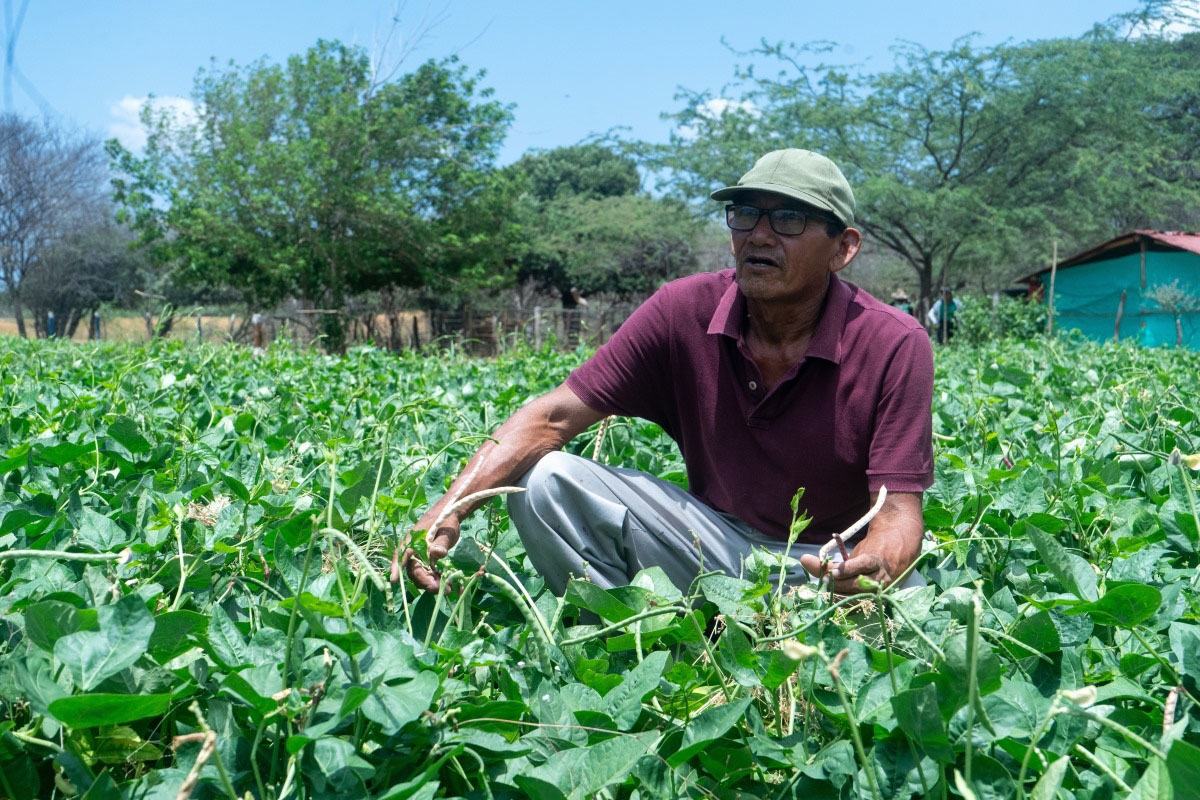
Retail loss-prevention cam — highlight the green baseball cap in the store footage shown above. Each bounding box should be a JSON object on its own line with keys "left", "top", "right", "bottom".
{"left": 710, "top": 148, "right": 856, "bottom": 226}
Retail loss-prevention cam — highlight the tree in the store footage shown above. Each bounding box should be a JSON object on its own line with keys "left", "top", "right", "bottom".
{"left": 509, "top": 144, "right": 703, "bottom": 308}
{"left": 513, "top": 142, "right": 640, "bottom": 201}
{"left": 108, "top": 40, "right": 518, "bottom": 351}
{"left": 0, "top": 114, "right": 106, "bottom": 337}
{"left": 22, "top": 218, "right": 148, "bottom": 338}
{"left": 654, "top": 19, "right": 1200, "bottom": 313}
{"left": 1146, "top": 280, "right": 1200, "bottom": 347}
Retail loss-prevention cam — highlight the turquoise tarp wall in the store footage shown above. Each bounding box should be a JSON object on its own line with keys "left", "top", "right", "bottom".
{"left": 1046, "top": 250, "right": 1200, "bottom": 347}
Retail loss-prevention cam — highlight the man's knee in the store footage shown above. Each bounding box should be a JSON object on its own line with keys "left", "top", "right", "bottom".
{"left": 508, "top": 450, "right": 587, "bottom": 517}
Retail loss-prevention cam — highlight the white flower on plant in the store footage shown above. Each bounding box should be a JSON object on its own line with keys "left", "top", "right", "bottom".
{"left": 1060, "top": 686, "right": 1098, "bottom": 707}
{"left": 781, "top": 639, "right": 818, "bottom": 661}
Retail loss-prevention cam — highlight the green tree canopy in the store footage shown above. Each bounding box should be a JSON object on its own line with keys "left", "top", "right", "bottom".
{"left": 654, "top": 20, "right": 1200, "bottom": 311}
{"left": 513, "top": 142, "right": 641, "bottom": 201}
{"left": 108, "top": 40, "right": 518, "bottom": 350}
{"left": 508, "top": 144, "right": 703, "bottom": 307}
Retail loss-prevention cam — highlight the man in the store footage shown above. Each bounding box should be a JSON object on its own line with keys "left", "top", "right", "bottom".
{"left": 409, "top": 149, "right": 933, "bottom": 596}
{"left": 927, "top": 287, "right": 960, "bottom": 343}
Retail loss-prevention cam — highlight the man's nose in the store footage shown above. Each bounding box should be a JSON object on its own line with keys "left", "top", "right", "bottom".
{"left": 747, "top": 212, "right": 777, "bottom": 243}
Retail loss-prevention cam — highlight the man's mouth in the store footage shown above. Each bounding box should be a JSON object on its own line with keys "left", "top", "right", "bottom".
{"left": 743, "top": 255, "right": 780, "bottom": 268}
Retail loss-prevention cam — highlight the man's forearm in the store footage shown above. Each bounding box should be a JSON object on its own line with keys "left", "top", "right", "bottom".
{"left": 853, "top": 492, "right": 924, "bottom": 580}
{"left": 416, "top": 386, "right": 601, "bottom": 530}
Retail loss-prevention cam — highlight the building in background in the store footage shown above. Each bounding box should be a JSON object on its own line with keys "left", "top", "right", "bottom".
{"left": 1021, "top": 231, "right": 1200, "bottom": 348}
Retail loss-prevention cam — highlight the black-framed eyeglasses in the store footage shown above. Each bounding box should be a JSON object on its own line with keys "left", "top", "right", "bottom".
{"left": 725, "top": 204, "right": 831, "bottom": 236}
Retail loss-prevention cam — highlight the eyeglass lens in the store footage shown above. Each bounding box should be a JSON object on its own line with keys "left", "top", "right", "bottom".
{"left": 725, "top": 205, "right": 809, "bottom": 236}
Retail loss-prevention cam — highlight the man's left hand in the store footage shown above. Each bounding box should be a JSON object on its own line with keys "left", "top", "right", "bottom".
{"left": 798, "top": 490, "right": 924, "bottom": 594}
{"left": 799, "top": 551, "right": 891, "bottom": 594}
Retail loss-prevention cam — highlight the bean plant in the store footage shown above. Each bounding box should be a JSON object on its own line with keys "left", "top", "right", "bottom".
{"left": 0, "top": 335, "right": 1197, "bottom": 799}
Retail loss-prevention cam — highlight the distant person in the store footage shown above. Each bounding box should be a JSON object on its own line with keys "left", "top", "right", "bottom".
{"left": 251, "top": 313, "right": 266, "bottom": 348}
{"left": 926, "top": 287, "right": 960, "bottom": 343}
{"left": 409, "top": 148, "right": 933, "bottom": 597}
{"left": 889, "top": 289, "right": 913, "bottom": 316}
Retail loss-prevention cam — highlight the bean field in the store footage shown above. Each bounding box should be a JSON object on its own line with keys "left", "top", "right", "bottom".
{"left": 0, "top": 336, "right": 1198, "bottom": 799}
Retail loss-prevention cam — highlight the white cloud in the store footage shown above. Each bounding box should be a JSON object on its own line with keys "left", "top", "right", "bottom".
{"left": 676, "top": 97, "right": 760, "bottom": 141}
{"left": 697, "top": 98, "right": 759, "bottom": 120}
{"left": 108, "top": 95, "right": 198, "bottom": 150}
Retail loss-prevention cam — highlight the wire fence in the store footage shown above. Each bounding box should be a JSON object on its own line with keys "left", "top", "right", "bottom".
{"left": 1, "top": 301, "right": 642, "bottom": 355}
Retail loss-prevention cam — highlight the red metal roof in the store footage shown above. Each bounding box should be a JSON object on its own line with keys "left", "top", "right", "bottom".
{"left": 1019, "top": 230, "right": 1200, "bottom": 283}
{"left": 1141, "top": 230, "right": 1200, "bottom": 256}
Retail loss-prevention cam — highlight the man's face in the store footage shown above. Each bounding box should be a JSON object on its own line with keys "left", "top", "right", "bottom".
{"left": 728, "top": 191, "right": 859, "bottom": 304}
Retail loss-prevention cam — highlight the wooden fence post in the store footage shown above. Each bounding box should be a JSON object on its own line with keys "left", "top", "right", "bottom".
{"left": 1047, "top": 240, "right": 1058, "bottom": 336}
{"left": 1114, "top": 290, "right": 1126, "bottom": 341}
{"left": 533, "top": 305, "right": 542, "bottom": 349}
{"left": 1140, "top": 237, "right": 1147, "bottom": 289}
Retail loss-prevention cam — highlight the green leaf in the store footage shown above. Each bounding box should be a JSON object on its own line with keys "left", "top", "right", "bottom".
{"left": 48, "top": 693, "right": 171, "bottom": 728}
{"left": 601, "top": 650, "right": 667, "bottom": 730}
{"left": 1026, "top": 523, "right": 1098, "bottom": 600}
{"left": 146, "top": 610, "right": 207, "bottom": 663}
{"left": 564, "top": 580, "right": 636, "bottom": 622}
{"left": 1068, "top": 582, "right": 1161, "bottom": 627}
{"left": 1030, "top": 756, "right": 1069, "bottom": 800}
{"left": 360, "top": 671, "right": 438, "bottom": 735}
{"left": 893, "top": 684, "right": 953, "bottom": 762}
{"left": 23, "top": 600, "right": 98, "bottom": 651}
{"left": 982, "top": 678, "right": 1051, "bottom": 739}
{"left": 1169, "top": 622, "right": 1200, "bottom": 680}
{"left": 1008, "top": 610, "right": 1061, "bottom": 656}
{"left": 206, "top": 604, "right": 250, "bottom": 669}
{"left": 714, "top": 623, "right": 760, "bottom": 688}
{"left": 36, "top": 441, "right": 94, "bottom": 467}
{"left": 0, "top": 507, "right": 41, "bottom": 536}
{"left": 1128, "top": 757, "right": 1171, "bottom": 800}
{"left": 53, "top": 595, "right": 154, "bottom": 690}
{"left": 943, "top": 631, "right": 1002, "bottom": 698}
{"left": 1167, "top": 739, "right": 1200, "bottom": 796}
{"left": 107, "top": 416, "right": 151, "bottom": 455}
{"left": 312, "top": 736, "right": 374, "bottom": 781}
{"left": 516, "top": 731, "right": 659, "bottom": 799}
{"left": 668, "top": 696, "right": 751, "bottom": 767}
{"left": 376, "top": 746, "right": 463, "bottom": 800}
{"left": 964, "top": 753, "right": 1015, "bottom": 800}
{"left": 75, "top": 508, "right": 129, "bottom": 552}
{"left": 696, "top": 574, "right": 757, "bottom": 621}
{"left": 278, "top": 591, "right": 363, "bottom": 617}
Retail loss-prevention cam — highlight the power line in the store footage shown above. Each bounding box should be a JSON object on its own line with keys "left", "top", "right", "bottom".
{"left": 4, "top": 0, "right": 42, "bottom": 115}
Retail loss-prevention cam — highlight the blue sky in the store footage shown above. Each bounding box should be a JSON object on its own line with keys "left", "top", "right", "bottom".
{"left": 5, "top": 1, "right": 1146, "bottom": 163}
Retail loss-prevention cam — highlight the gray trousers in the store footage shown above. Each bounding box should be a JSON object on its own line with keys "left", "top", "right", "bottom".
{"left": 506, "top": 451, "right": 923, "bottom": 595}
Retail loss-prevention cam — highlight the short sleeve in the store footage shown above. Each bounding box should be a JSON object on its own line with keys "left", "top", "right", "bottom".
{"left": 866, "top": 329, "right": 934, "bottom": 493}
{"left": 565, "top": 286, "right": 673, "bottom": 426}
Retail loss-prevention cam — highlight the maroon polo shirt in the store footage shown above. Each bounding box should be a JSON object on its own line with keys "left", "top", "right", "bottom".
{"left": 565, "top": 269, "right": 934, "bottom": 544}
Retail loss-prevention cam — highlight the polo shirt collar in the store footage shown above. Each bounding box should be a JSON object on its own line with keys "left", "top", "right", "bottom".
{"left": 706, "top": 272, "right": 851, "bottom": 365}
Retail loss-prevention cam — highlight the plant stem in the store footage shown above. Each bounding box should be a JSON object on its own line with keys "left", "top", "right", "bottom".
{"left": 1072, "top": 744, "right": 1132, "bottom": 792}
{"left": 1016, "top": 700, "right": 1061, "bottom": 799}
{"left": 322, "top": 527, "right": 388, "bottom": 592}
{"left": 284, "top": 523, "right": 320, "bottom": 686}
{"left": 560, "top": 605, "right": 689, "bottom": 646}
{"left": 882, "top": 594, "right": 946, "bottom": 661}
{"left": 0, "top": 549, "right": 122, "bottom": 562}
{"left": 825, "top": 648, "right": 881, "bottom": 800}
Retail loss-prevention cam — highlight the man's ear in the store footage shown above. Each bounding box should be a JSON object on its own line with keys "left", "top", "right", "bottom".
{"left": 830, "top": 227, "right": 863, "bottom": 274}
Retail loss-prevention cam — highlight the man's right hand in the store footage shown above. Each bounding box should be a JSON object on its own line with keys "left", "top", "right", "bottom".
{"left": 405, "top": 514, "right": 461, "bottom": 592}
{"left": 402, "top": 383, "right": 606, "bottom": 593}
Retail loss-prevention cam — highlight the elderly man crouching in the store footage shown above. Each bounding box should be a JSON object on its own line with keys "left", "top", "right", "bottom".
{"left": 409, "top": 149, "right": 933, "bottom": 596}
